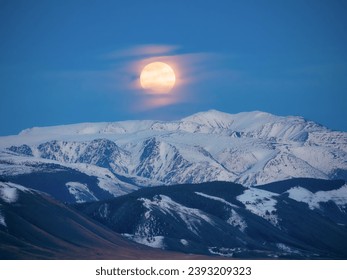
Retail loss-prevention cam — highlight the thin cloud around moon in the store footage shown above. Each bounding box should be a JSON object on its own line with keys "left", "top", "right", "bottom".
{"left": 100, "top": 45, "right": 217, "bottom": 111}
{"left": 103, "top": 44, "right": 180, "bottom": 60}
{"left": 106, "top": 45, "right": 221, "bottom": 83}
{"left": 59, "top": 44, "right": 232, "bottom": 113}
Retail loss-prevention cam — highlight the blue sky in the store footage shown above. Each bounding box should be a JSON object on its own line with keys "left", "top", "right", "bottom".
{"left": 1, "top": 0, "right": 347, "bottom": 135}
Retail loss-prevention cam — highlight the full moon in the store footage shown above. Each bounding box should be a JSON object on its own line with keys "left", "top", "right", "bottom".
{"left": 140, "top": 62, "right": 176, "bottom": 94}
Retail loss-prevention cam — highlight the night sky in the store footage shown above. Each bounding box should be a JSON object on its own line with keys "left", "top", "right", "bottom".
{"left": 1, "top": 0, "right": 347, "bottom": 135}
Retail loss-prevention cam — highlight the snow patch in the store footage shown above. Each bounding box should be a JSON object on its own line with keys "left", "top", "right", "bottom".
{"left": 98, "top": 203, "right": 110, "bottom": 219}
{"left": 287, "top": 185, "right": 347, "bottom": 210}
{"left": 0, "top": 183, "right": 19, "bottom": 203}
{"left": 237, "top": 188, "right": 279, "bottom": 226}
{"left": 195, "top": 192, "right": 239, "bottom": 208}
{"left": 0, "top": 210, "right": 6, "bottom": 227}
{"left": 208, "top": 247, "right": 243, "bottom": 257}
{"left": 123, "top": 234, "right": 165, "bottom": 249}
{"left": 0, "top": 182, "right": 32, "bottom": 205}
{"left": 227, "top": 209, "right": 247, "bottom": 232}
{"left": 276, "top": 243, "right": 300, "bottom": 254}
{"left": 97, "top": 178, "right": 135, "bottom": 197}
{"left": 180, "top": 239, "right": 189, "bottom": 246}
{"left": 65, "top": 182, "right": 97, "bottom": 203}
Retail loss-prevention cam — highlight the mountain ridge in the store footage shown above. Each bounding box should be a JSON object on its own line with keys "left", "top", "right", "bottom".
{"left": 0, "top": 110, "right": 346, "bottom": 203}
{"left": 3, "top": 109, "right": 333, "bottom": 138}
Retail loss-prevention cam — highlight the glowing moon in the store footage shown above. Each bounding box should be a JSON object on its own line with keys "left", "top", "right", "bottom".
{"left": 140, "top": 62, "right": 176, "bottom": 93}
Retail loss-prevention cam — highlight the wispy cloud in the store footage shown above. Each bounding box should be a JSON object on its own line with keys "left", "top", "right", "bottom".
{"left": 103, "top": 44, "right": 180, "bottom": 59}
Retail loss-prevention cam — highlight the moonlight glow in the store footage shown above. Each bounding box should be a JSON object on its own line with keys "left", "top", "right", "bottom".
{"left": 140, "top": 62, "right": 176, "bottom": 94}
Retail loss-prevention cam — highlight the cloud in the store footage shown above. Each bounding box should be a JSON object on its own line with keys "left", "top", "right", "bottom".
{"left": 98, "top": 45, "right": 222, "bottom": 111}
{"left": 103, "top": 44, "right": 181, "bottom": 60}
{"left": 54, "top": 44, "right": 233, "bottom": 114}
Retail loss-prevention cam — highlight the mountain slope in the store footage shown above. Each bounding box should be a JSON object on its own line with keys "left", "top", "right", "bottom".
{"left": 0, "top": 110, "right": 346, "bottom": 202}
{"left": 77, "top": 179, "right": 347, "bottom": 259}
{"left": 0, "top": 181, "right": 206, "bottom": 259}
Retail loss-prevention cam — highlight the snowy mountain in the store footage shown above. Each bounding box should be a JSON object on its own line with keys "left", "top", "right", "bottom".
{"left": 77, "top": 179, "right": 347, "bottom": 259}
{"left": 0, "top": 110, "right": 346, "bottom": 203}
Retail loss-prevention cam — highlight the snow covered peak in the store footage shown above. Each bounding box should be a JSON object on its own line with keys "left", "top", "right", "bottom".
{"left": 181, "top": 110, "right": 325, "bottom": 141}
{"left": 182, "top": 109, "right": 274, "bottom": 125}
{"left": 180, "top": 110, "right": 234, "bottom": 130}
{"left": 13, "top": 110, "right": 327, "bottom": 142}
{"left": 184, "top": 109, "right": 271, "bottom": 121}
